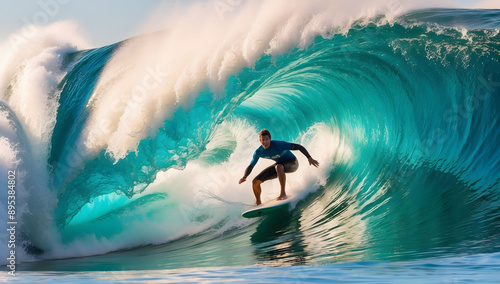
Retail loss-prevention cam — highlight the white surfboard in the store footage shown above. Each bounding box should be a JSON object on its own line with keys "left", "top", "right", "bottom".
{"left": 241, "top": 196, "right": 293, "bottom": 218}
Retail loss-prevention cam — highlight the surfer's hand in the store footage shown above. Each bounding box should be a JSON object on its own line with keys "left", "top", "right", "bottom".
{"left": 239, "top": 177, "right": 246, "bottom": 184}
{"left": 308, "top": 157, "right": 320, "bottom": 168}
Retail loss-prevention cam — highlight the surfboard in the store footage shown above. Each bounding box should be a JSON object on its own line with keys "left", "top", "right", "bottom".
{"left": 241, "top": 196, "right": 293, "bottom": 218}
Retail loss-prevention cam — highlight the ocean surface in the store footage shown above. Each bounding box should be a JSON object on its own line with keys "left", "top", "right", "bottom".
{"left": 1, "top": 1, "right": 500, "bottom": 283}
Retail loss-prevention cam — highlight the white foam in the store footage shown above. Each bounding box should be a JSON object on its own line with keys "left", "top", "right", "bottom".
{"left": 0, "top": 21, "right": 90, "bottom": 264}
{"left": 0, "top": 111, "right": 32, "bottom": 264}
{"left": 0, "top": 21, "right": 90, "bottom": 164}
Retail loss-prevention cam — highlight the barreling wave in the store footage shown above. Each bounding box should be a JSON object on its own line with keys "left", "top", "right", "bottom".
{"left": 1, "top": 1, "right": 500, "bottom": 265}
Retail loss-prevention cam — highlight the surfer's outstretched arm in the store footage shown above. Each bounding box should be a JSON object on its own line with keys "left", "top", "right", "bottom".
{"left": 290, "top": 143, "right": 320, "bottom": 167}
{"left": 239, "top": 165, "right": 254, "bottom": 184}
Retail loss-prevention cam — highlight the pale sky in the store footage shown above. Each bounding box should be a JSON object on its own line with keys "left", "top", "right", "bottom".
{"left": 0, "top": 0, "right": 184, "bottom": 47}
{"left": 0, "top": 0, "right": 496, "bottom": 48}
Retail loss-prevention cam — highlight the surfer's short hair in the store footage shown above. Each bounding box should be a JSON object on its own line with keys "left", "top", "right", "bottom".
{"left": 259, "top": 129, "right": 271, "bottom": 139}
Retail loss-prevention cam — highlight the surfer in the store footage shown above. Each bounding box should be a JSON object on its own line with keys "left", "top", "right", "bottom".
{"left": 239, "top": 129, "right": 319, "bottom": 205}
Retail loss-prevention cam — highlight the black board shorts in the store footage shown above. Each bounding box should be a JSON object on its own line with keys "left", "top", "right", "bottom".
{"left": 255, "top": 158, "right": 299, "bottom": 183}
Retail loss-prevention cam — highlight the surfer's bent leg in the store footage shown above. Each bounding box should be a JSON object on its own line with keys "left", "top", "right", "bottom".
{"left": 252, "top": 179, "right": 263, "bottom": 206}
{"left": 276, "top": 158, "right": 298, "bottom": 200}
{"left": 253, "top": 164, "right": 279, "bottom": 205}
{"left": 253, "top": 159, "right": 299, "bottom": 202}
{"left": 276, "top": 164, "right": 287, "bottom": 200}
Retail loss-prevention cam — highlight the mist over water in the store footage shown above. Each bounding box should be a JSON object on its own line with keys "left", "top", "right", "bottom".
{"left": 0, "top": 0, "right": 499, "bottom": 274}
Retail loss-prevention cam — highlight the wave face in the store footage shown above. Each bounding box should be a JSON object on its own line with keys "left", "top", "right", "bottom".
{"left": 1, "top": 5, "right": 500, "bottom": 266}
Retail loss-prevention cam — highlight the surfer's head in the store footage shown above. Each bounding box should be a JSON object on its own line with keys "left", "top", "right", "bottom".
{"left": 259, "top": 129, "right": 271, "bottom": 149}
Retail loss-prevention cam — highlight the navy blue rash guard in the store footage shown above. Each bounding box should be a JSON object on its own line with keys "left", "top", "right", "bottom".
{"left": 250, "top": 140, "right": 296, "bottom": 166}
{"left": 243, "top": 141, "right": 312, "bottom": 178}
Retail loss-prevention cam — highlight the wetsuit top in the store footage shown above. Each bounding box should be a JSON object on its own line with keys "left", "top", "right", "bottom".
{"left": 243, "top": 141, "right": 312, "bottom": 178}
{"left": 250, "top": 140, "right": 296, "bottom": 167}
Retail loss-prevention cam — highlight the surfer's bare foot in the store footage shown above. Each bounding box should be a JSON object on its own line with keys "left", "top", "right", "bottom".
{"left": 256, "top": 200, "right": 261, "bottom": 206}
{"left": 277, "top": 195, "right": 287, "bottom": 201}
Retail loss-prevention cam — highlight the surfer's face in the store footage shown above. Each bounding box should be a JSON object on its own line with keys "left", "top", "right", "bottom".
{"left": 259, "top": 134, "right": 271, "bottom": 149}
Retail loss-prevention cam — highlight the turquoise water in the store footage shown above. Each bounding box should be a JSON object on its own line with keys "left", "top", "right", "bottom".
{"left": 1, "top": 3, "right": 500, "bottom": 283}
